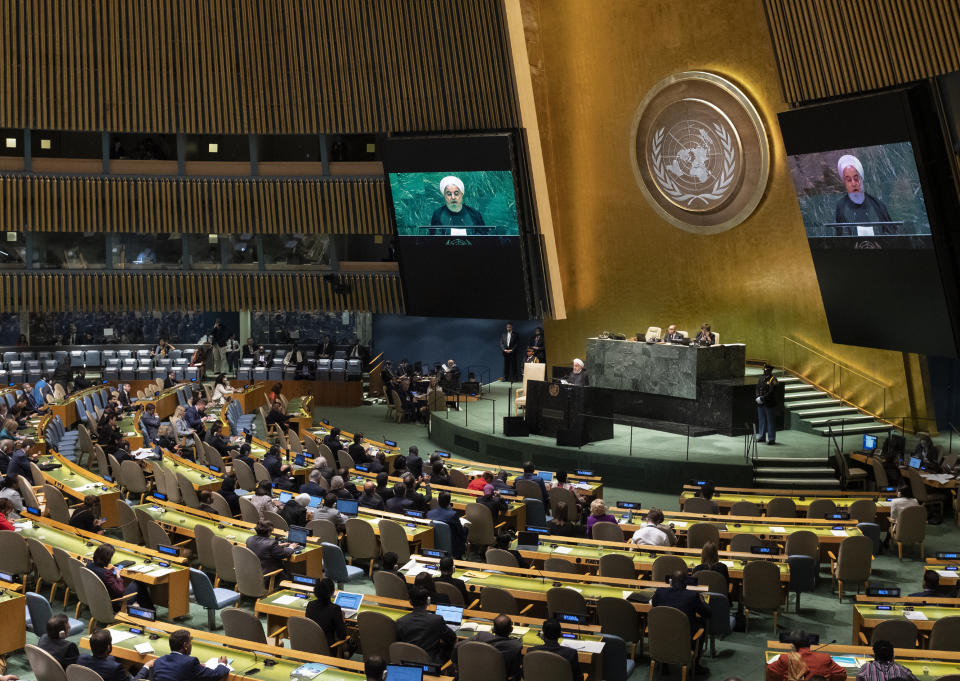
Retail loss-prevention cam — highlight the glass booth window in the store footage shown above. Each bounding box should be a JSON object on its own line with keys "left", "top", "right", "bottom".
{"left": 0, "top": 232, "right": 26, "bottom": 268}
{"left": 186, "top": 234, "right": 225, "bottom": 269}
{"left": 32, "top": 232, "right": 107, "bottom": 269}
{"left": 224, "top": 233, "right": 258, "bottom": 269}
{"left": 261, "top": 233, "right": 332, "bottom": 269}
{"left": 113, "top": 233, "right": 183, "bottom": 269}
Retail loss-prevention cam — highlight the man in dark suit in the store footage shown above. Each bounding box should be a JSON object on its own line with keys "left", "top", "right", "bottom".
{"left": 401, "top": 473, "right": 432, "bottom": 511}
{"left": 131, "top": 628, "right": 229, "bottom": 680}
{"left": 358, "top": 481, "right": 385, "bottom": 511}
{"left": 77, "top": 629, "right": 136, "bottom": 681}
{"left": 526, "top": 618, "right": 581, "bottom": 681}
{"left": 651, "top": 570, "right": 711, "bottom": 675}
{"left": 183, "top": 397, "right": 207, "bottom": 439}
{"left": 500, "top": 323, "right": 520, "bottom": 382}
{"left": 280, "top": 493, "right": 310, "bottom": 528}
{"left": 405, "top": 445, "right": 424, "bottom": 479}
{"left": 427, "top": 492, "right": 467, "bottom": 558}
{"left": 140, "top": 403, "right": 161, "bottom": 445}
{"left": 245, "top": 520, "right": 296, "bottom": 576}
{"left": 435, "top": 555, "right": 469, "bottom": 603}
{"left": 454, "top": 614, "right": 522, "bottom": 680}
{"left": 37, "top": 614, "right": 78, "bottom": 670}
{"left": 116, "top": 384, "right": 134, "bottom": 411}
{"left": 395, "top": 586, "right": 457, "bottom": 662}
{"left": 563, "top": 359, "right": 589, "bottom": 386}
{"left": 517, "top": 460, "right": 549, "bottom": 502}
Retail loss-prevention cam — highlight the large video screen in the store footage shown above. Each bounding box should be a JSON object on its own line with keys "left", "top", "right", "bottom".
{"left": 384, "top": 134, "right": 532, "bottom": 319}
{"left": 779, "top": 86, "right": 960, "bottom": 357}
{"left": 788, "top": 142, "right": 932, "bottom": 247}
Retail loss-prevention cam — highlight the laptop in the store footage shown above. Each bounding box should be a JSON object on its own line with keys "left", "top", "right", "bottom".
{"left": 337, "top": 499, "right": 359, "bottom": 517}
{"left": 294, "top": 453, "right": 305, "bottom": 467}
{"left": 308, "top": 495, "right": 324, "bottom": 509}
{"left": 435, "top": 604, "right": 463, "bottom": 631}
{"left": 517, "top": 531, "right": 541, "bottom": 549}
{"left": 386, "top": 665, "right": 424, "bottom": 681}
{"left": 862, "top": 434, "right": 878, "bottom": 452}
{"left": 537, "top": 471, "right": 554, "bottom": 483}
{"left": 909, "top": 456, "right": 922, "bottom": 469}
{"left": 334, "top": 591, "right": 364, "bottom": 618}
{"left": 287, "top": 525, "right": 309, "bottom": 547}
{"left": 278, "top": 491, "right": 293, "bottom": 504}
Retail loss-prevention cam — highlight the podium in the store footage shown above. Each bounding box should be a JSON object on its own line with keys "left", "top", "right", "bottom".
{"left": 524, "top": 380, "right": 613, "bottom": 446}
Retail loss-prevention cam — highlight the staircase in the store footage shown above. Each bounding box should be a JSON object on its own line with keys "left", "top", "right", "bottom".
{"left": 779, "top": 374, "right": 890, "bottom": 438}
{"left": 752, "top": 455, "right": 839, "bottom": 489}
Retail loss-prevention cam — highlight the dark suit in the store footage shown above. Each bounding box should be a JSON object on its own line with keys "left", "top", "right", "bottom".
{"left": 651, "top": 584, "right": 711, "bottom": 645}
{"left": 527, "top": 641, "right": 581, "bottom": 681}
{"left": 299, "top": 481, "right": 326, "bottom": 497}
{"left": 140, "top": 412, "right": 160, "bottom": 443}
{"left": 358, "top": 492, "right": 385, "bottom": 511}
{"left": 428, "top": 506, "right": 467, "bottom": 558}
{"left": 38, "top": 634, "right": 79, "bottom": 670}
{"left": 245, "top": 534, "right": 294, "bottom": 575}
{"left": 406, "top": 453, "right": 424, "bottom": 479}
{"left": 305, "top": 600, "right": 347, "bottom": 643}
{"left": 500, "top": 331, "right": 520, "bottom": 382}
{"left": 349, "top": 443, "right": 369, "bottom": 464}
{"left": 455, "top": 632, "right": 522, "bottom": 680}
{"left": 77, "top": 653, "right": 133, "bottom": 681}
{"left": 386, "top": 495, "right": 413, "bottom": 514}
{"left": 7, "top": 450, "right": 32, "bottom": 482}
{"left": 564, "top": 370, "right": 589, "bottom": 386}
{"left": 280, "top": 500, "right": 308, "bottom": 528}
{"left": 133, "top": 651, "right": 230, "bottom": 680}
{"left": 395, "top": 607, "right": 457, "bottom": 662}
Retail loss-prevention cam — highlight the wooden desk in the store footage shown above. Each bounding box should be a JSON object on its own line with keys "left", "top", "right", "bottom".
{"left": 444, "top": 456, "right": 604, "bottom": 500}
{"left": 133, "top": 384, "right": 182, "bottom": 420}
{"left": 764, "top": 640, "right": 960, "bottom": 680}
{"left": 48, "top": 386, "right": 110, "bottom": 426}
{"left": 226, "top": 381, "right": 266, "bottom": 413}
{"left": 679, "top": 485, "right": 892, "bottom": 518}
{"left": 853, "top": 595, "right": 960, "bottom": 645}
{"left": 17, "top": 514, "right": 191, "bottom": 619}
{"left": 37, "top": 451, "right": 124, "bottom": 527}
{"left": 924, "top": 560, "right": 960, "bottom": 586}
{"left": 148, "top": 449, "right": 224, "bottom": 492}
{"left": 0, "top": 580, "right": 25, "bottom": 656}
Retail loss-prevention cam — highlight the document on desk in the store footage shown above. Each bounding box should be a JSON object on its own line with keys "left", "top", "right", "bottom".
{"left": 769, "top": 527, "right": 787, "bottom": 534}
{"left": 553, "top": 546, "right": 573, "bottom": 554}
{"left": 205, "top": 658, "right": 233, "bottom": 670}
{"left": 134, "top": 642, "right": 155, "bottom": 655}
{"left": 560, "top": 639, "right": 605, "bottom": 654}
{"left": 937, "top": 570, "right": 958, "bottom": 578}
{"left": 145, "top": 567, "right": 175, "bottom": 577}
{"left": 921, "top": 473, "right": 956, "bottom": 484}
{"left": 904, "top": 610, "right": 928, "bottom": 621}
{"left": 831, "top": 530, "right": 849, "bottom": 537}
{"left": 273, "top": 594, "right": 301, "bottom": 606}
{"left": 108, "top": 629, "right": 139, "bottom": 643}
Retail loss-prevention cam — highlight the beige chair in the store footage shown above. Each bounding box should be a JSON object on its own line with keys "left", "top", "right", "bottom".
{"left": 683, "top": 497, "right": 716, "bottom": 514}
{"left": 194, "top": 523, "right": 218, "bottom": 573}
{"left": 30, "top": 461, "right": 46, "bottom": 486}
{"left": 25, "top": 644, "right": 68, "bottom": 681}
{"left": 590, "top": 521, "right": 624, "bottom": 542}
{"left": 78, "top": 565, "right": 128, "bottom": 631}
{"left": 647, "top": 605, "right": 703, "bottom": 681}
{"left": 485, "top": 548, "right": 519, "bottom": 568}
{"left": 807, "top": 498, "right": 837, "bottom": 519}
{"left": 208, "top": 492, "right": 233, "bottom": 518}
{"left": 288, "top": 615, "right": 335, "bottom": 655}
{"left": 52, "top": 547, "right": 79, "bottom": 607}
{"left": 211, "top": 535, "right": 237, "bottom": 587}
{"left": 742, "top": 560, "right": 782, "bottom": 632}
{"left": 119, "top": 460, "right": 150, "bottom": 504}
{"left": 345, "top": 517, "right": 379, "bottom": 575}
{"left": 232, "top": 459, "right": 257, "bottom": 492}
{"left": 264, "top": 510, "right": 289, "bottom": 532}
{"left": 26, "top": 536, "right": 62, "bottom": 602}
{"left": 861, "top": 618, "right": 917, "bottom": 648}
{"left": 302, "top": 435, "right": 322, "bottom": 460}
{"left": 729, "top": 533, "right": 762, "bottom": 553}
{"left": 729, "top": 501, "right": 762, "bottom": 517}
{"left": 253, "top": 461, "right": 271, "bottom": 484}
{"left": 464, "top": 502, "right": 499, "bottom": 557}
{"left": 548, "top": 488, "right": 580, "bottom": 521}
{"left": 785, "top": 530, "right": 820, "bottom": 560}
{"left": 687, "top": 523, "right": 720, "bottom": 549}
{"left": 42, "top": 484, "right": 72, "bottom": 524}
{"left": 597, "top": 596, "right": 643, "bottom": 659}
{"left": 515, "top": 479, "right": 543, "bottom": 503}
{"left": 306, "top": 518, "right": 340, "bottom": 545}
{"left": 76, "top": 425, "right": 94, "bottom": 468}
{"left": 339, "top": 450, "right": 355, "bottom": 471}
{"left": 317, "top": 443, "right": 337, "bottom": 470}
{"left": 448, "top": 469, "right": 469, "bottom": 488}
{"left": 480, "top": 586, "right": 532, "bottom": 616}
{"left": 907, "top": 469, "right": 948, "bottom": 519}
{"left": 599, "top": 553, "right": 636, "bottom": 580}
{"left": 523, "top": 650, "right": 572, "bottom": 681}
{"left": 544, "top": 557, "right": 578, "bottom": 574}
{"left": 374, "top": 570, "right": 410, "bottom": 600}
{"left": 871, "top": 458, "right": 889, "bottom": 490}
{"left": 892, "top": 504, "right": 926, "bottom": 560}
{"left": 695, "top": 569, "right": 728, "bottom": 596}
{"left": 435, "top": 581, "right": 464, "bottom": 606}
{"left": 652, "top": 554, "right": 687, "bottom": 583}
{"left": 17, "top": 474, "right": 41, "bottom": 509}
{"left": 378, "top": 518, "right": 411, "bottom": 563}
{"left": 66, "top": 663, "right": 106, "bottom": 681}
{"left": 222, "top": 607, "right": 267, "bottom": 644}
{"left": 848, "top": 498, "right": 877, "bottom": 524}
{"left": 644, "top": 326, "right": 662, "bottom": 342}
{"left": 458, "top": 640, "right": 506, "bottom": 681}
{"left": 161, "top": 467, "right": 182, "bottom": 504}
{"left": 834, "top": 449, "right": 869, "bottom": 490}
{"left": 514, "top": 362, "right": 546, "bottom": 413}
{"left": 0, "top": 529, "right": 32, "bottom": 589}
{"left": 238, "top": 496, "right": 262, "bottom": 524}
{"left": 929, "top": 616, "right": 960, "bottom": 652}
{"left": 175, "top": 472, "right": 200, "bottom": 508}
{"left": 233, "top": 544, "right": 282, "bottom": 599}
{"left": 114, "top": 499, "right": 142, "bottom": 544}
{"left": 357, "top": 610, "right": 397, "bottom": 660}
{"left": 830, "top": 535, "right": 873, "bottom": 600}
{"left": 546, "top": 586, "right": 588, "bottom": 618}
{"left": 765, "top": 497, "right": 797, "bottom": 518}
{"left": 144, "top": 519, "right": 192, "bottom": 557}
{"left": 390, "top": 641, "right": 431, "bottom": 666}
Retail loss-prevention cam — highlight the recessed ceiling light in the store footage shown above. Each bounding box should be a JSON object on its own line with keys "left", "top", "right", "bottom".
{"left": 4, "top": 138, "right": 15, "bottom": 149}
{"left": 208, "top": 143, "right": 218, "bottom": 153}
{"left": 40, "top": 139, "right": 51, "bottom": 150}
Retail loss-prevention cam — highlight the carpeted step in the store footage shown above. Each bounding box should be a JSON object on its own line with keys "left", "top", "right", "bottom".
{"left": 787, "top": 397, "right": 843, "bottom": 409}
{"left": 754, "top": 476, "right": 841, "bottom": 488}
{"left": 784, "top": 383, "right": 815, "bottom": 392}
{"left": 794, "top": 405, "right": 859, "bottom": 418}
{"left": 754, "top": 466, "right": 836, "bottom": 476}
{"left": 784, "top": 389, "right": 829, "bottom": 401}
{"left": 805, "top": 413, "right": 876, "bottom": 427}
{"left": 814, "top": 422, "right": 890, "bottom": 436}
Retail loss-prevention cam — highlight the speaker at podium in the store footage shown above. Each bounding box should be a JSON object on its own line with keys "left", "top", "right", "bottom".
{"left": 524, "top": 380, "right": 613, "bottom": 445}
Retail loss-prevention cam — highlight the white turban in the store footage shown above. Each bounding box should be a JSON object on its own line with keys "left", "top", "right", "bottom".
{"left": 573, "top": 358, "right": 584, "bottom": 367}
{"left": 837, "top": 155, "right": 863, "bottom": 180}
{"left": 439, "top": 175, "right": 464, "bottom": 194}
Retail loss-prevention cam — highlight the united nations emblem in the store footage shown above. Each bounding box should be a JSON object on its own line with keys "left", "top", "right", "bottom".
{"left": 548, "top": 383, "right": 560, "bottom": 397}
{"left": 631, "top": 72, "right": 769, "bottom": 234}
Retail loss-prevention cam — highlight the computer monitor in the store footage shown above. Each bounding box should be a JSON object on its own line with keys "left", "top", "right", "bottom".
{"left": 287, "top": 525, "right": 308, "bottom": 546}
{"left": 435, "top": 604, "right": 463, "bottom": 626}
{"left": 537, "top": 471, "right": 554, "bottom": 483}
{"left": 386, "top": 666, "right": 423, "bottom": 681}
{"left": 103, "top": 328, "right": 114, "bottom": 337}
{"left": 308, "top": 496, "right": 324, "bottom": 508}
{"left": 278, "top": 491, "right": 293, "bottom": 504}
{"left": 909, "top": 456, "right": 922, "bottom": 469}
{"left": 517, "top": 531, "right": 540, "bottom": 548}
{"left": 294, "top": 453, "right": 305, "bottom": 467}
{"left": 337, "top": 499, "right": 359, "bottom": 517}
{"left": 863, "top": 434, "right": 878, "bottom": 451}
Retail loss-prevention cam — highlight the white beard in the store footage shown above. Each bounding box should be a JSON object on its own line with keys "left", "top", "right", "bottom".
{"left": 848, "top": 191, "right": 865, "bottom": 205}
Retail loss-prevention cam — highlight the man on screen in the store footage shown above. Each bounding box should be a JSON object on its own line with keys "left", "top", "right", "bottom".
{"left": 834, "top": 154, "right": 893, "bottom": 234}
{"left": 430, "top": 175, "right": 485, "bottom": 226}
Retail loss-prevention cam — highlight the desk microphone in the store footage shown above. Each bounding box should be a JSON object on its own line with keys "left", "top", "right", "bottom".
{"left": 811, "top": 639, "right": 837, "bottom": 653}
{"left": 237, "top": 649, "right": 260, "bottom": 677}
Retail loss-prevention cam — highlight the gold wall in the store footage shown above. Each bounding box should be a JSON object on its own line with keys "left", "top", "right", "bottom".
{"left": 520, "top": 0, "right": 931, "bottom": 422}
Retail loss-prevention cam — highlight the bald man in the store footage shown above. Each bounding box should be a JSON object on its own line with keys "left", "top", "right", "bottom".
{"left": 430, "top": 175, "right": 485, "bottom": 226}
{"left": 834, "top": 153, "right": 892, "bottom": 234}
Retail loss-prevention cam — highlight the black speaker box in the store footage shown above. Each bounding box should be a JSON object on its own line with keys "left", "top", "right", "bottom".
{"left": 556, "top": 428, "right": 584, "bottom": 447}
{"left": 503, "top": 416, "right": 529, "bottom": 437}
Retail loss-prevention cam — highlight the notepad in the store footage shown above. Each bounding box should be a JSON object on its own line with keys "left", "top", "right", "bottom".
{"left": 831, "top": 530, "right": 848, "bottom": 537}
{"left": 273, "top": 594, "right": 301, "bottom": 606}
{"left": 937, "top": 570, "right": 958, "bottom": 578}
{"left": 146, "top": 567, "right": 174, "bottom": 577}
{"left": 134, "top": 642, "right": 154, "bottom": 655}
{"left": 108, "top": 629, "right": 139, "bottom": 643}
{"left": 512, "top": 626, "right": 531, "bottom": 635}
{"left": 205, "top": 658, "right": 233, "bottom": 670}
{"left": 904, "top": 610, "right": 928, "bottom": 621}
{"left": 560, "top": 639, "right": 605, "bottom": 653}
{"left": 553, "top": 546, "right": 573, "bottom": 554}
{"left": 769, "top": 527, "right": 786, "bottom": 534}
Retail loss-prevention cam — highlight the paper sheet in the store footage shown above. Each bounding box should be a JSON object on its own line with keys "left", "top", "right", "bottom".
{"left": 205, "top": 658, "right": 232, "bottom": 670}
{"left": 560, "top": 639, "right": 605, "bottom": 654}
{"left": 107, "top": 629, "right": 138, "bottom": 643}
{"left": 145, "top": 568, "right": 175, "bottom": 577}
{"left": 936, "top": 570, "right": 958, "bottom": 578}
{"left": 769, "top": 527, "right": 786, "bottom": 534}
{"left": 831, "top": 530, "right": 849, "bottom": 537}
{"left": 462, "top": 571, "right": 491, "bottom": 580}
{"left": 273, "top": 595, "right": 300, "bottom": 605}
{"left": 134, "top": 642, "right": 154, "bottom": 655}
{"left": 553, "top": 546, "right": 573, "bottom": 554}
{"left": 904, "top": 610, "right": 928, "bottom": 621}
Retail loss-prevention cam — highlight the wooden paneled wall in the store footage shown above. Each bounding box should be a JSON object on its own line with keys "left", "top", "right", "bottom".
{"left": 0, "top": 0, "right": 519, "bottom": 133}
{"left": 0, "top": 175, "right": 391, "bottom": 234}
{"left": 0, "top": 272, "right": 404, "bottom": 313}
{"left": 764, "top": 0, "right": 960, "bottom": 105}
